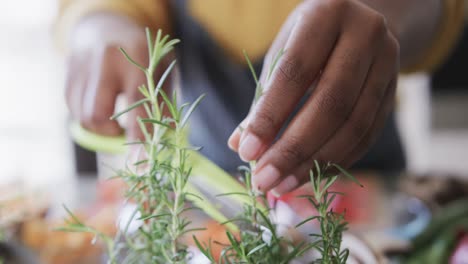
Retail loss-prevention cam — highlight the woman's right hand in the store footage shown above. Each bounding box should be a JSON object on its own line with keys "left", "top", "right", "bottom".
{"left": 65, "top": 13, "right": 161, "bottom": 140}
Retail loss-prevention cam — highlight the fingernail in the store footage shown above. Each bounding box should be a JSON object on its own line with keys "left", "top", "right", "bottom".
{"left": 271, "top": 189, "right": 281, "bottom": 198}
{"left": 227, "top": 129, "right": 240, "bottom": 151}
{"left": 239, "top": 133, "right": 262, "bottom": 162}
{"left": 253, "top": 165, "right": 280, "bottom": 192}
{"left": 271, "top": 175, "right": 298, "bottom": 197}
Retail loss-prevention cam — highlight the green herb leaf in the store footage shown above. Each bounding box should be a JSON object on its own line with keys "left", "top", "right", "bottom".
{"left": 247, "top": 243, "right": 267, "bottom": 256}
{"left": 119, "top": 47, "right": 147, "bottom": 72}
{"left": 180, "top": 94, "right": 205, "bottom": 128}
{"left": 331, "top": 164, "right": 363, "bottom": 187}
{"left": 111, "top": 98, "right": 150, "bottom": 120}
{"left": 140, "top": 118, "right": 173, "bottom": 130}
{"left": 155, "top": 60, "right": 177, "bottom": 93}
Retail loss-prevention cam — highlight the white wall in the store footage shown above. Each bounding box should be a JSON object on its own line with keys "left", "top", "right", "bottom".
{"left": 397, "top": 74, "right": 468, "bottom": 175}
{"left": 0, "top": 0, "right": 75, "bottom": 201}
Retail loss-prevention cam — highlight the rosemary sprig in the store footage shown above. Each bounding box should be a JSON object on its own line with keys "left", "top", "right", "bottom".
{"left": 55, "top": 205, "right": 119, "bottom": 264}
{"left": 112, "top": 28, "right": 206, "bottom": 263}
{"left": 195, "top": 50, "right": 360, "bottom": 263}
{"left": 296, "top": 162, "right": 361, "bottom": 264}
{"left": 60, "top": 29, "right": 206, "bottom": 264}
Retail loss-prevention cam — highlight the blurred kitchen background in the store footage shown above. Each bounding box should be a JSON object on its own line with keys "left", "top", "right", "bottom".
{"left": 2, "top": 1, "right": 467, "bottom": 195}
{"left": 0, "top": 1, "right": 467, "bottom": 263}
{"left": 0, "top": 1, "right": 76, "bottom": 205}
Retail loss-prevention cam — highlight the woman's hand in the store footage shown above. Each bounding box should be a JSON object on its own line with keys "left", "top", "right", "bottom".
{"left": 65, "top": 13, "right": 171, "bottom": 140}
{"left": 229, "top": 0, "right": 400, "bottom": 196}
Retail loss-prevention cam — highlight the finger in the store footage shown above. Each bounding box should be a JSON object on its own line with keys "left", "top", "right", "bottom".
{"left": 257, "top": 5, "right": 300, "bottom": 85}
{"left": 237, "top": 3, "right": 341, "bottom": 162}
{"left": 274, "top": 78, "right": 397, "bottom": 196}
{"left": 270, "top": 174, "right": 302, "bottom": 198}
{"left": 253, "top": 12, "right": 387, "bottom": 193}
{"left": 81, "top": 46, "right": 123, "bottom": 136}
{"left": 339, "top": 78, "right": 397, "bottom": 168}
{"left": 230, "top": 2, "right": 335, "bottom": 152}
{"left": 312, "top": 34, "right": 400, "bottom": 165}
{"left": 227, "top": 118, "right": 248, "bottom": 151}
{"left": 228, "top": 7, "right": 298, "bottom": 153}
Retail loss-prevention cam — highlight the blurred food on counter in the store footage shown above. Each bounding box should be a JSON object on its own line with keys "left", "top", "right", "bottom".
{"left": 2, "top": 172, "right": 468, "bottom": 263}
{"left": 0, "top": 179, "right": 126, "bottom": 264}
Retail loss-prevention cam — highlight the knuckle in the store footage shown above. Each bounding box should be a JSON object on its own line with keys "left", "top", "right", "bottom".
{"left": 336, "top": 50, "right": 358, "bottom": 73}
{"left": 381, "top": 35, "right": 401, "bottom": 74}
{"left": 387, "top": 34, "right": 401, "bottom": 59}
{"left": 250, "top": 109, "right": 278, "bottom": 138}
{"left": 367, "top": 12, "right": 387, "bottom": 39}
{"left": 316, "top": 91, "right": 353, "bottom": 122}
{"left": 83, "top": 112, "right": 109, "bottom": 127}
{"left": 278, "top": 136, "right": 307, "bottom": 164}
{"left": 276, "top": 57, "right": 306, "bottom": 86}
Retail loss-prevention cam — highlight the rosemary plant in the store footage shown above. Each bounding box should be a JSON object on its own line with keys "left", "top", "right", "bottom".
{"left": 60, "top": 28, "right": 360, "bottom": 264}
{"left": 296, "top": 162, "right": 362, "bottom": 264}
{"left": 60, "top": 29, "right": 205, "bottom": 264}
{"left": 194, "top": 51, "right": 361, "bottom": 263}
{"left": 195, "top": 160, "right": 358, "bottom": 263}
{"left": 194, "top": 165, "right": 312, "bottom": 264}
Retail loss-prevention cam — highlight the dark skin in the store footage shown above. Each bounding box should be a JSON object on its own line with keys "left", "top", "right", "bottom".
{"left": 227, "top": 0, "right": 441, "bottom": 195}
{"left": 65, "top": 0, "right": 442, "bottom": 196}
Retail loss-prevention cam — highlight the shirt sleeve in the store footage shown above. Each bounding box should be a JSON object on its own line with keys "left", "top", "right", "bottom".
{"left": 55, "top": 0, "right": 171, "bottom": 51}
{"left": 403, "top": 0, "right": 466, "bottom": 73}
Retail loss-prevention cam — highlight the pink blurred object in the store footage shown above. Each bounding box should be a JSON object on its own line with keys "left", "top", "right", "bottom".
{"left": 97, "top": 178, "right": 127, "bottom": 203}
{"left": 450, "top": 233, "right": 468, "bottom": 264}
{"left": 268, "top": 175, "right": 380, "bottom": 226}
